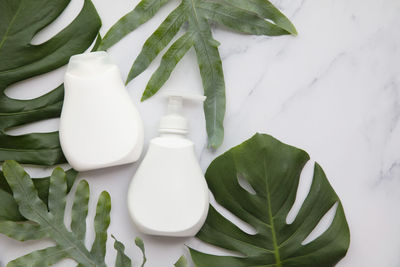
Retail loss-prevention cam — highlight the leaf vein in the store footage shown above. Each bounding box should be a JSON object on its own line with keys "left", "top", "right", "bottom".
{"left": 0, "top": 1, "right": 22, "bottom": 53}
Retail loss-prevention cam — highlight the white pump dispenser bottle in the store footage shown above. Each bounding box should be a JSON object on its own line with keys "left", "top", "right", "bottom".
{"left": 60, "top": 51, "right": 144, "bottom": 171}
{"left": 127, "top": 91, "right": 209, "bottom": 237}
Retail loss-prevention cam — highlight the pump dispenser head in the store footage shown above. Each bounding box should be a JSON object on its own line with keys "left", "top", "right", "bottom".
{"left": 159, "top": 91, "right": 206, "bottom": 134}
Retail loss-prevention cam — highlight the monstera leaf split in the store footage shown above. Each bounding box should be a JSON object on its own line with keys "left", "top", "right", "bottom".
{"left": 0, "top": 0, "right": 101, "bottom": 165}
{"left": 190, "top": 134, "right": 350, "bottom": 267}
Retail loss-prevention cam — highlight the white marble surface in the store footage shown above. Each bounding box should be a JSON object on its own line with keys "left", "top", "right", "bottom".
{"left": 1, "top": 0, "right": 400, "bottom": 266}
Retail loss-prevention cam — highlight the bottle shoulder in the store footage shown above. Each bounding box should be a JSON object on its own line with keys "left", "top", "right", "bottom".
{"left": 150, "top": 136, "right": 193, "bottom": 148}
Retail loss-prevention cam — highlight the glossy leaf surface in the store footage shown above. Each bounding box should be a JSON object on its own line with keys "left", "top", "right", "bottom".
{"left": 174, "top": 256, "right": 188, "bottom": 267}
{"left": 190, "top": 134, "right": 350, "bottom": 266}
{"left": 0, "top": 0, "right": 101, "bottom": 165}
{"left": 101, "top": 0, "right": 296, "bottom": 148}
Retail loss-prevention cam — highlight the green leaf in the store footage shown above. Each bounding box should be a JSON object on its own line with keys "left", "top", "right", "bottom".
{"left": 92, "top": 33, "right": 103, "bottom": 52}
{"left": 3, "top": 161, "right": 50, "bottom": 222}
{"left": 174, "top": 256, "right": 188, "bottom": 267}
{"left": 135, "top": 237, "right": 147, "bottom": 267}
{"left": 198, "top": 1, "right": 290, "bottom": 36}
{"left": 226, "top": 0, "right": 297, "bottom": 35}
{"left": 0, "top": 0, "right": 101, "bottom": 165}
{"left": 98, "top": 0, "right": 170, "bottom": 51}
{"left": 190, "top": 134, "right": 350, "bottom": 266}
{"left": 0, "top": 168, "right": 78, "bottom": 221}
{"left": 90, "top": 191, "right": 111, "bottom": 262}
{"left": 112, "top": 235, "right": 132, "bottom": 267}
{"left": 7, "top": 246, "right": 69, "bottom": 267}
{"left": 188, "top": 8, "right": 225, "bottom": 149}
{"left": 0, "top": 221, "right": 48, "bottom": 241}
{"left": 126, "top": 3, "right": 187, "bottom": 83}
{"left": 32, "top": 168, "right": 78, "bottom": 204}
{"left": 102, "top": 0, "right": 295, "bottom": 148}
{"left": 48, "top": 167, "right": 67, "bottom": 221}
{"left": 142, "top": 32, "right": 194, "bottom": 101}
{"left": 0, "top": 160, "right": 113, "bottom": 266}
{"left": 0, "top": 189, "right": 23, "bottom": 221}
{"left": 71, "top": 180, "right": 89, "bottom": 241}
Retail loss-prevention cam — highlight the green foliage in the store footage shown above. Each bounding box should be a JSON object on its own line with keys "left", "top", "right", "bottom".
{"left": 135, "top": 237, "right": 147, "bottom": 267}
{"left": 190, "top": 134, "right": 350, "bottom": 266}
{"left": 100, "top": 0, "right": 296, "bottom": 149}
{"left": 112, "top": 235, "right": 132, "bottom": 267}
{"left": 0, "top": 160, "right": 146, "bottom": 267}
{"left": 0, "top": 168, "right": 78, "bottom": 221}
{"left": 0, "top": 0, "right": 101, "bottom": 165}
{"left": 174, "top": 256, "right": 188, "bottom": 267}
{"left": 98, "top": 0, "right": 170, "bottom": 51}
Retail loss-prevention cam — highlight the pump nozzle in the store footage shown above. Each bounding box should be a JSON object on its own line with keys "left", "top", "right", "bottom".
{"left": 159, "top": 91, "right": 206, "bottom": 134}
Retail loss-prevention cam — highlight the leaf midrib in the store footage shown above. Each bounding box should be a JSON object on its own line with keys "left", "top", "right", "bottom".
{"left": 188, "top": 0, "right": 218, "bottom": 135}
{"left": 0, "top": 1, "right": 22, "bottom": 54}
{"left": 264, "top": 161, "right": 282, "bottom": 267}
{"left": 0, "top": 146, "right": 61, "bottom": 153}
{"left": 145, "top": 6, "right": 186, "bottom": 54}
{"left": 199, "top": 4, "right": 276, "bottom": 31}
{"left": 0, "top": 99, "right": 62, "bottom": 116}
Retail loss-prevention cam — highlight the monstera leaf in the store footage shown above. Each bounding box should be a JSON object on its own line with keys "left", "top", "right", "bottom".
{"left": 0, "top": 0, "right": 101, "bottom": 165}
{"left": 0, "top": 168, "right": 78, "bottom": 221}
{"left": 174, "top": 256, "right": 188, "bottom": 267}
{"left": 190, "top": 134, "right": 350, "bottom": 266}
{"left": 99, "top": 0, "right": 296, "bottom": 149}
{"left": 0, "top": 161, "right": 146, "bottom": 266}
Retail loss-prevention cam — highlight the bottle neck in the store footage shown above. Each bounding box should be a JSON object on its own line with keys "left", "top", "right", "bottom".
{"left": 167, "top": 96, "right": 183, "bottom": 114}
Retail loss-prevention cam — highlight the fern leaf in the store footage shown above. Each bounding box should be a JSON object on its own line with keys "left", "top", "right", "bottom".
{"left": 112, "top": 235, "right": 132, "bottom": 267}
{"left": 0, "top": 161, "right": 116, "bottom": 266}
{"left": 100, "top": 0, "right": 296, "bottom": 148}
{"left": 135, "top": 237, "right": 147, "bottom": 267}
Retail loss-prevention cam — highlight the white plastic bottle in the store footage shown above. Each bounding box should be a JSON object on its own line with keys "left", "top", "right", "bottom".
{"left": 60, "top": 51, "right": 144, "bottom": 171}
{"left": 127, "top": 91, "right": 209, "bottom": 237}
